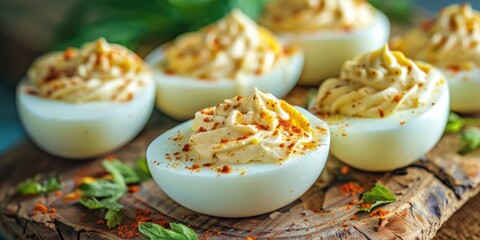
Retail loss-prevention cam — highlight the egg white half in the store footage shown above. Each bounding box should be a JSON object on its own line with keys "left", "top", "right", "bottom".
{"left": 145, "top": 47, "right": 304, "bottom": 120}
{"left": 325, "top": 81, "right": 449, "bottom": 171}
{"left": 276, "top": 10, "right": 390, "bottom": 86}
{"left": 16, "top": 78, "right": 155, "bottom": 159}
{"left": 443, "top": 67, "right": 480, "bottom": 113}
{"left": 146, "top": 107, "right": 329, "bottom": 217}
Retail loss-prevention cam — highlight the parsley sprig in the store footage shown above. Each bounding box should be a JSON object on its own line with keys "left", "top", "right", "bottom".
{"left": 359, "top": 182, "right": 396, "bottom": 212}
{"left": 16, "top": 174, "right": 62, "bottom": 195}
{"left": 78, "top": 157, "right": 151, "bottom": 228}
{"left": 445, "top": 112, "right": 480, "bottom": 155}
{"left": 138, "top": 222, "right": 198, "bottom": 240}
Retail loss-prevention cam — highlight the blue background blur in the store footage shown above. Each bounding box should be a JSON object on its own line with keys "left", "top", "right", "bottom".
{"left": 0, "top": 0, "right": 479, "bottom": 154}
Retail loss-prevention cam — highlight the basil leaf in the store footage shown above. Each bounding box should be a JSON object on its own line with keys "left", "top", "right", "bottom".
{"left": 136, "top": 157, "right": 152, "bottom": 181}
{"left": 102, "top": 160, "right": 127, "bottom": 190}
{"left": 105, "top": 208, "right": 123, "bottom": 228}
{"left": 79, "top": 196, "right": 104, "bottom": 209}
{"left": 445, "top": 112, "right": 465, "bottom": 133}
{"left": 16, "top": 175, "right": 43, "bottom": 195}
{"left": 138, "top": 222, "right": 194, "bottom": 240}
{"left": 360, "top": 182, "right": 396, "bottom": 212}
{"left": 44, "top": 177, "right": 62, "bottom": 193}
{"left": 79, "top": 179, "right": 124, "bottom": 198}
{"left": 170, "top": 223, "right": 198, "bottom": 240}
{"left": 458, "top": 127, "right": 480, "bottom": 155}
{"left": 107, "top": 159, "right": 141, "bottom": 184}
{"left": 16, "top": 175, "right": 62, "bottom": 195}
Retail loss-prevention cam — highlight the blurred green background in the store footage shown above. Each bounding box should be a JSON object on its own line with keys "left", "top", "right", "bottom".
{"left": 0, "top": 0, "right": 478, "bottom": 154}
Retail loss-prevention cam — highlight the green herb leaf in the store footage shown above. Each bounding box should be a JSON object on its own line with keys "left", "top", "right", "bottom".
{"left": 105, "top": 208, "right": 123, "bottom": 228}
{"left": 136, "top": 157, "right": 152, "bottom": 181}
{"left": 458, "top": 127, "right": 480, "bottom": 155}
{"left": 305, "top": 88, "right": 318, "bottom": 108}
{"left": 138, "top": 222, "right": 198, "bottom": 240}
{"left": 77, "top": 158, "right": 150, "bottom": 228}
{"left": 108, "top": 159, "right": 141, "bottom": 184}
{"left": 360, "top": 182, "right": 396, "bottom": 212}
{"left": 79, "top": 196, "right": 104, "bottom": 209}
{"left": 170, "top": 223, "right": 198, "bottom": 240}
{"left": 103, "top": 160, "right": 128, "bottom": 190}
{"left": 16, "top": 175, "right": 62, "bottom": 195}
{"left": 79, "top": 179, "right": 125, "bottom": 198}
{"left": 445, "top": 112, "right": 465, "bottom": 133}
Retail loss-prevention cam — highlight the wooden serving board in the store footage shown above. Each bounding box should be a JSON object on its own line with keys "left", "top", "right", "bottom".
{"left": 1, "top": 87, "right": 479, "bottom": 240}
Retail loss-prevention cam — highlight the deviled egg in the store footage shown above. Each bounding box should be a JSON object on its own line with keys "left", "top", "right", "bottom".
{"left": 17, "top": 38, "right": 155, "bottom": 159}
{"left": 260, "top": 0, "right": 390, "bottom": 86}
{"left": 145, "top": 10, "right": 304, "bottom": 120}
{"left": 309, "top": 45, "right": 449, "bottom": 171}
{"left": 147, "top": 88, "right": 330, "bottom": 217}
{"left": 391, "top": 4, "right": 480, "bottom": 113}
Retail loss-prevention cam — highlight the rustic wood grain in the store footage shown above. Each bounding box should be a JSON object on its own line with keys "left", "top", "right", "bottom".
{"left": 0, "top": 87, "right": 479, "bottom": 239}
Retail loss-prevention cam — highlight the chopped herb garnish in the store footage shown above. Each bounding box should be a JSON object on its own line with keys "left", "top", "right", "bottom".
{"left": 458, "top": 127, "right": 480, "bottom": 155}
{"left": 105, "top": 208, "right": 123, "bottom": 228}
{"left": 443, "top": 112, "right": 480, "bottom": 155}
{"left": 445, "top": 112, "right": 465, "bottom": 133}
{"left": 16, "top": 174, "right": 62, "bottom": 195}
{"left": 77, "top": 158, "right": 151, "bottom": 228}
{"left": 136, "top": 157, "right": 152, "bottom": 182}
{"left": 138, "top": 222, "right": 198, "bottom": 240}
{"left": 305, "top": 88, "right": 318, "bottom": 107}
{"left": 359, "top": 182, "right": 396, "bottom": 212}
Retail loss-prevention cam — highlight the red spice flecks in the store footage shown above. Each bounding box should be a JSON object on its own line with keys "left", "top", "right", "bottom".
{"left": 369, "top": 208, "right": 390, "bottom": 218}
{"left": 360, "top": 203, "right": 372, "bottom": 209}
{"left": 182, "top": 144, "right": 191, "bottom": 152}
{"left": 203, "top": 118, "right": 211, "bottom": 123}
{"left": 187, "top": 164, "right": 200, "bottom": 171}
{"left": 63, "top": 47, "right": 76, "bottom": 60}
{"left": 96, "top": 219, "right": 105, "bottom": 225}
{"left": 198, "top": 127, "right": 207, "bottom": 133}
{"left": 378, "top": 109, "right": 385, "bottom": 118}
{"left": 128, "top": 185, "right": 139, "bottom": 194}
{"left": 351, "top": 214, "right": 358, "bottom": 220}
{"left": 339, "top": 181, "right": 364, "bottom": 198}
{"left": 26, "top": 89, "right": 38, "bottom": 95}
{"left": 116, "top": 208, "right": 169, "bottom": 238}
{"left": 202, "top": 163, "right": 213, "bottom": 167}
{"left": 201, "top": 109, "right": 214, "bottom": 115}
{"left": 446, "top": 65, "right": 461, "bottom": 72}
{"left": 217, "top": 165, "right": 232, "bottom": 174}
{"left": 400, "top": 121, "right": 406, "bottom": 126}
{"left": 33, "top": 203, "right": 48, "bottom": 214}
{"left": 170, "top": 131, "right": 183, "bottom": 141}
{"left": 393, "top": 95, "right": 402, "bottom": 103}
{"left": 420, "top": 19, "right": 435, "bottom": 30}
{"left": 54, "top": 191, "right": 62, "bottom": 197}
{"left": 164, "top": 69, "right": 175, "bottom": 75}
{"left": 340, "top": 165, "right": 349, "bottom": 175}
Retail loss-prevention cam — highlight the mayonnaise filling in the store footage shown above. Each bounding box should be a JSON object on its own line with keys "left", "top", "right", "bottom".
{"left": 27, "top": 38, "right": 151, "bottom": 103}
{"left": 310, "top": 45, "right": 443, "bottom": 118}
{"left": 189, "top": 88, "right": 314, "bottom": 163}
{"left": 392, "top": 4, "right": 480, "bottom": 69}
{"left": 260, "top": 0, "right": 375, "bottom": 32}
{"left": 162, "top": 10, "right": 285, "bottom": 80}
